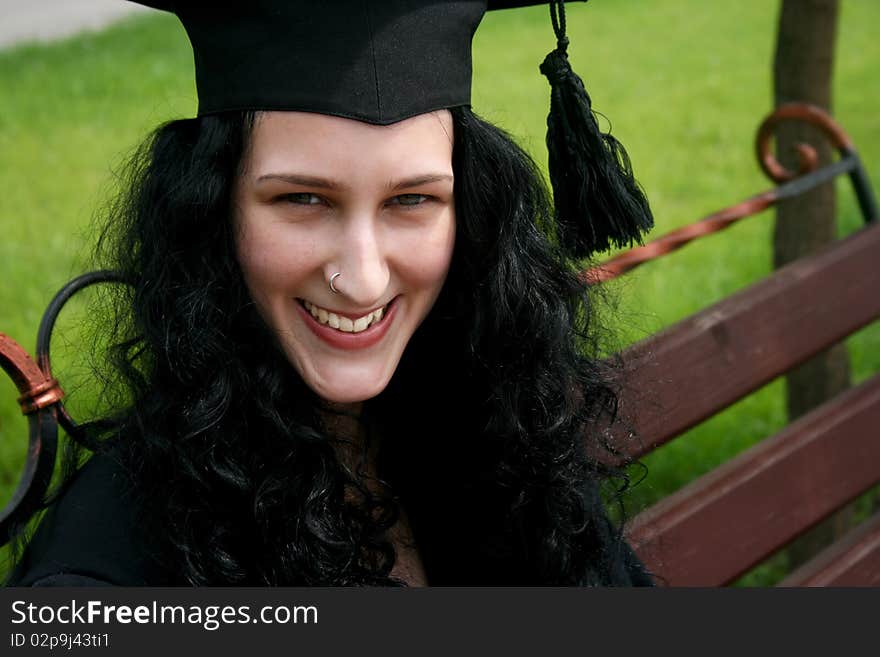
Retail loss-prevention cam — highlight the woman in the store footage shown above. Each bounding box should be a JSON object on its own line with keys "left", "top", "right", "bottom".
{"left": 7, "top": 0, "right": 653, "bottom": 586}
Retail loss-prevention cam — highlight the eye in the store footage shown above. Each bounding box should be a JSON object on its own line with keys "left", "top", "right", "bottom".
{"left": 390, "top": 194, "right": 429, "bottom": 207}
{"left": 279, "top": 193, "right": 323, "bottom": 205}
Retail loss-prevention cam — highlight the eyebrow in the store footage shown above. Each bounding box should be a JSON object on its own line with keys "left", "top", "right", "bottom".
{"left": 255, "top": 173, "right": 453, "bottom": 191}
{"left": 389, "top": 173, "right": 454, "bottom": 191}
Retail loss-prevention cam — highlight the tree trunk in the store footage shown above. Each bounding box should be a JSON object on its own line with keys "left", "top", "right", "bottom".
{"left": 773, "top": 0, "right": 851, "bottom": 570}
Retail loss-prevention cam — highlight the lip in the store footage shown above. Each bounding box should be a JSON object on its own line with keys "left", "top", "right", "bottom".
{"left": 296, "top": 297, "right": 398, "bottom": 350}
{"left": 300, "top": 301, "right": 388, "bottom": 321}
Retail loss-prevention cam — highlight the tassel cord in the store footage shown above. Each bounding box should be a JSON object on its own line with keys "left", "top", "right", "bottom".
{"left": 549, "top": 0, "right": 570, "bottom": 54}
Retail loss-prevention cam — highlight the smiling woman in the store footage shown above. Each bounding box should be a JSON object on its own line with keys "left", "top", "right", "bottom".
{"left": 235, "top": 111, "right": 457, "bottom": 404}
{"left": 6, "top": 0, "right": 654, "bottom": 587}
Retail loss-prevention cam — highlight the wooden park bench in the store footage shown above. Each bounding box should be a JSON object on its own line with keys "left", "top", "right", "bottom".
{"left": 1, "top": 103, "right": 878, "bottom": 586}
{"left": 588, "top": 103, "right": 880, "bottom": 586}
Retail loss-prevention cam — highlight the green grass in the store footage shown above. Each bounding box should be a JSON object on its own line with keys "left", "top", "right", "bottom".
{"left": 1, "top": 1, "right": 878, "bottom": 584}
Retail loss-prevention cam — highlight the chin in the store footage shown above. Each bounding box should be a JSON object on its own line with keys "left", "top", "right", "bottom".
{"left": 313, "top": 385, "right": 385, "bottom": 404}
{"left": 306, "top": 367, "right": 395, "bottom": 405}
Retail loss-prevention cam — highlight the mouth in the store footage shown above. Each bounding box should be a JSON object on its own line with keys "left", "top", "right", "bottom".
{"left": 295, "top": 296, "right": 398, "bottom": 350}
{"left": 297, "top": 298, "right": 393, "bottom": 333}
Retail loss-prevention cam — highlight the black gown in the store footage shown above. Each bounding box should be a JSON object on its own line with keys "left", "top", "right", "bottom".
{"left": 6, "top": 450, "right": 170, "bottom": 586}
{"left": 6, "top": 450, "right": 654, "bottom": 587}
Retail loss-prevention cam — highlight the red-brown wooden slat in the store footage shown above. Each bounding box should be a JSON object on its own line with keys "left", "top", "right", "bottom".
{"left": 608, "top": 222, "right": 880, "bottom": 464}
{"left": 778, "top": 512, "right": 880, "bottom": 587}
{"left": 625, "top": 373, "right": 880, "bottom": 586}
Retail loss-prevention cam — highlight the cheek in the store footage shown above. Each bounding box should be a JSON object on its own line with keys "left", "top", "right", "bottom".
{"left": 395, "top": 212, "right": 456, "bottom": 292}
{"left": 235, "top": 220, "right": 317, "bottom": 302}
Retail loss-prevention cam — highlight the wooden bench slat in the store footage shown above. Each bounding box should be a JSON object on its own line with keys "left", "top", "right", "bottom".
{"left": 779, "top": 512, "right": 880, "bottom": 587}
{"left": 609, "top": 222, "right": 880, "bottom": 463}
{"left": 626, "top": 372, "right": 880, "bottom": 586}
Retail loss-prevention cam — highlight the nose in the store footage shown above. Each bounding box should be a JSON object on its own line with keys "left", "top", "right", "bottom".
{"left": 329, "top": 216, "right": 390, "bottom": 308}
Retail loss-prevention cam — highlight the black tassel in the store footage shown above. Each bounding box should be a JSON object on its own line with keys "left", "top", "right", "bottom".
{"left": 539, "top": 0, "right": 653, "bottom": 258}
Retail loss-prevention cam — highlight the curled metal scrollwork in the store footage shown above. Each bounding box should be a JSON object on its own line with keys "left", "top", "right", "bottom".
{"left": 36, "top": 269, "right": 128, "bottom": 447}
{"left": 0, "top": 334, "right": 60, "bottom": 543}
{"left": 755, "top": 102, "right": 853, "bottom": 183}
{"left": 0, "top": 269, "right": 126, "bottom": 543}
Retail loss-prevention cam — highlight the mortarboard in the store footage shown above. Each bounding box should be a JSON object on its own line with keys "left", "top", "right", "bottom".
{"left": 130, "top": 0, "right": 653, "bottom": 258}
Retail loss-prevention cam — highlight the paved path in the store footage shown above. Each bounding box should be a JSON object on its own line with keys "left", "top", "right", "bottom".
{"left": 0, "top": 0, "right": 154, "bottom": 49}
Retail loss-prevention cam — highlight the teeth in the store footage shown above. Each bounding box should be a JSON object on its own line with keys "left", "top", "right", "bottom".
{"left": 302, "top": 299, "right": 388, "bottom": 334}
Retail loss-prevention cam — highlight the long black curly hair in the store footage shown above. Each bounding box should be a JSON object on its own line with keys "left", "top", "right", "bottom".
{"left": 16, "top": 106, "right": 644, "bottom": 586}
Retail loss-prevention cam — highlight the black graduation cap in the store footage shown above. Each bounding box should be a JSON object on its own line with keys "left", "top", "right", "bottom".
{"left": 131, "top": 0, "right": 652, "bottom": 258}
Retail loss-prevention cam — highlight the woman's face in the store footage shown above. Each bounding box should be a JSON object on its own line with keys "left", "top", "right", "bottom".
{"left": 234, "top": 110, "right": 456, "bottom": 404}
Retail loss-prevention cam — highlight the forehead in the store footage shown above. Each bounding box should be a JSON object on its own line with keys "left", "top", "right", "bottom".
{"left": 245, "top": 110, "right": 454, "bottom": 176}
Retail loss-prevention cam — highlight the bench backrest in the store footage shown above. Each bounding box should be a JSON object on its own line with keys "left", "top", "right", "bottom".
{"left": 617, "top": 223, "right": 880, "bottom": 585}
{"left": 595, "top": 105, "right": 880, "bottom": 586}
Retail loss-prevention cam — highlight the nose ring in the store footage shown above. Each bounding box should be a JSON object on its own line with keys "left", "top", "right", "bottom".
{"left": 329, "top": 272, "right": 341, "bottom": 294}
